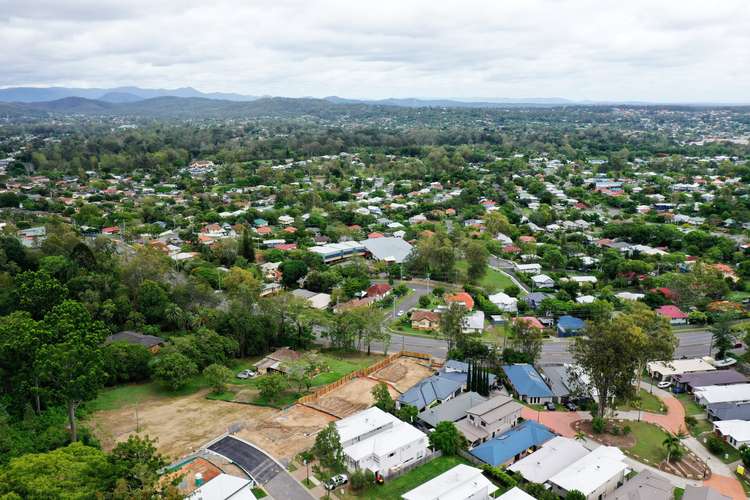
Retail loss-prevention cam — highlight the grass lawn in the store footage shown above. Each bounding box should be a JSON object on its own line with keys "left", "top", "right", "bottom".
{"left": 251, "top": 487, "right": 268, "bottom": 498}
{"left": 310, "top": 352, "right": 384, "bottom": 387}
{"left": 617, "top": 389, "right": 666, "bottom": 414}
{"left": 699, "top": 432, "right": 742, "bottom": 463}
{"left": 87, "top": 374, "right": 211, "bottom": 412}
{"left": 688, "top": 419, "right": 713, "bottom": 438}
{"left": 345, "top": 456, "right": 470, "bottom": 499}
{"left": 456, "top": 260, "right": 517, "bottom": 293}
{"left": 627, "top": 421, "right": 670, "bottom": 463}
{"left": 675, "top": 392, "right": 705, "bottom": 417}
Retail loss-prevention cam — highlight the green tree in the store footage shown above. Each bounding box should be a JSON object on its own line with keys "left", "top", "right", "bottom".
{"left": 396, "top": 404, "right": 418, "bottom": 423}
{"left": 137, "top": 280, "right": 170, "bottom": 324}
{"left": 663, "top": 433, "right": 683, "bottom": 463}
{"left": 371, "top": 382, "right": 395, "bottom": 413}
{"left": 711, "top": 316, "right": 734, "bottom": 360}
{"left": 565, "top": 491, "right": 586, "bottom": 500}
{"left": 428, "top": 421, "right": 466, "bottom": 455}
{"left": 109, "top": 435, "right": 168, "bottom": 492}
{"left": 465, "top": 240, "right": 488, "bottom": 283}
{"left": 484, "top": 212, "right": 513, "bottom": 237}
{"left": 440, "top": 302, "right": 468, "bottom": 351}
{"left": 14, "top": 270, "right": 68, "bottom": 319}
{"left": 239, "top": 228, "right": 256, "bottom": 263}
{"left": 313, "top": 422, "right": 344, "bottom": 471}
{"left": 149, "top": 352, "right": 197, "bottom": 391}
{"left": 257, "top": 373, "right": 287, "bottom": 401}
{"left": 280, "top": 259, "right": 308, "bottom": 288}
{"left": 203, "top": 364, "right": 233, "bottom": 393}
{"left": 510, "top": 319, "right": 543, "bottom": 364}
{"left": 102, "top": 342, "right": 152, "bottom": 385}
{"left": 37, "top": 301, "right": 109, "bottom": 441}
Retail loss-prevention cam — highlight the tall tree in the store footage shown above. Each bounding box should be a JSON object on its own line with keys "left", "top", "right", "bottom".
{"left": 464, "top": 240, "right": 489, "bottom": 283}
{"left": 711, "top": 316, "right": 734, "bottom": 360}
{"left": 313, "top": 423, "right": 344, "bottom": 471}
{"left": 440, "top": 302, "right": 468, "bottom": 351}
{"left": 239, "top": 228, "right": 256, "bottom": 263}
{"left": 510, "top": 319, "right": 544, "bottom": 364}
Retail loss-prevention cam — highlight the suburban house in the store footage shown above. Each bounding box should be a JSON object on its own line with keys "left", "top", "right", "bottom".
{"left": 524, "top": 292, "right": 551, "bottom": 310}
{"left": 366, "top": 283, "right": 392, "bottom": 300}
{"left": 672, "top": 369, "right": 747, "bottom": 394}
{"left": 512, "top": 316, "right": 545, "bottom": 331}
{"left": 397, "top": 375, "right": 464, "bottom": 411}
{"left": 255, "top": 347, "right": 301, "bottom": 375}
{"left": 187, "top": 473, "right": 256, "bottom": 500}
{"left": 445, "top": 292, "right": 475, "bottom": 311}
{"left": 502, "top": 364, "right": 554, "bottom": 404}
{"left": 470, "top": 420, "right": 555, "bottom": 467}
{"left": 417, "top": 391, "right": 487, "bottom": 428}
{"left": 335, "top": 407, "right": 429, "bottom": 478}
{"left": 606, "top": 470, "right": 673, "bottom": 500}
{"left": 546, "top": 445, "right": 629, "bottom": 500}
{"left": 508, "top": 436, "right": 589, "bottom": 484}
{"left": 516, "top": 263, "right": 541, "bottom": 275}
{"left": 401, "top": 464, "right": 498, "bottom": 500}
{"left": 707, "top": 401, "right": 750, "bottom": 422}
{"left": 713, "top": 420, "right": 750, "bottom": 449}
{"left": 105, "top": 331, "right": 166, "bottom": 353}
{"left": 437, "top": 360, "right": 497, "bottom": 390}
{"left": 360, "top": 236, "right": 414, "bottom": 264}
{"left": 694, "top": 383, "right": 750, "bottom": 406}
{"left": 291, "top": 289, "right": 331, "bottom": 310}
{"left": 556, "top": 315, "right": 585, "bottom": 337}
{"left": 655, "top": 305, "right": 689, "bottom": 325}
{"left": 456, "top": 394, "right": 524, "bottom": 448}
{"left": 488, "top": 292, "right": 518, "bottom": 313}
{"left": 681, "top": 485, "right": 732, "bottom": 500}
{"left": 647, "top": 358, "right": 715, "bottom": 382}
{"left": 539, "top": 365, "right": 580, "bottom": 403}
{"left": 496, "top": 488, "right": 536, "bottom": 500}
{"left": 411, "top": 310, "right": 441, "bottom": 331}
{"left": 462, "top": 310, "right": 485, "bottom": 334}
{"left": 531, "top": 274, "right": 555, "bottom": 289}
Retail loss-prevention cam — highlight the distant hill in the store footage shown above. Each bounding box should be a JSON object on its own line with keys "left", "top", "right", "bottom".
{"left": 324, "top": 96, "right": 574, "bottom": 108}
{"left": 0, "top": 86, "right": 258, "bottom": 103}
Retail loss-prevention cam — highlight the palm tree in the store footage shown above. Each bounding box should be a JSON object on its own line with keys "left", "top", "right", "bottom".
{"left": 574, "top": 431, "right": 586, "bottom": 442}
{"left": 663, "top": 433, "right": 681, "bottom": 463}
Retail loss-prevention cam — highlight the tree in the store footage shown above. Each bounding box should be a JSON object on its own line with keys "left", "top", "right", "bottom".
{"left": 625, "top": 302, "right": 676, "bottom": 391}
{"left": 280, "top": 259, "right": 308, "bottom": 288}
{"left": 542, "top": 248, "right": 566, "bottom": 270}
{"left": 371, "top": 382, "right": 395, "bottom": 413}
{"left": 510, "top": 319, "right": 543, "bottom": 364}
{"left": 663, "top": 433, "right": 683, "bottom": 463}
{"left": 137, "top": 280, "right": 170, "bottom": 324}
{"left": 109, "top": 435, "right": 168, "bottom": 492}
{"left": 711, "top": 316, "right": 734, "bottom": 360}
{"left": 102, "top": 342, "right": 152, "bottom": 385}
{"left": 440, "top": 302, "right": 468, "bottom": 351}
{"left": 203, "top": 364, "right": 233, "bottom": 393}
{"left": 428, "top": 421, "right": 466, "bottom": 455}
{"left": 239, "top": 229, "right": 256, "bottom": 262}
{"left": 37, "top": 301, "right": 109, "bottom": 442}
{"left": 565, "top": 491, "right": 586, "bottom": 500}
{"left": 14, "top": 270, "right": 68, "bottom": 319}
{"left": 0, "top": 442, "right": 112, "bottom": 498}
{"left": 396, "top": 404, "right": 418, "bottom": 423}
{"left": 150, "top": 352, "right": 198, "bottom": 391}
{"left": 223, "top": 266, "right": 261, "bottom": 305}
{"left": 572, "top": 315, "right": 644, "bottom": 418}
{"left": 313, "top": 422, "right": 344, "bottom": 471}
{"left": 465, "top": 240, "right": 488, "bottom": 283}
{"left": 257, "top": 373, "right": 287, "bottom": 401}
{"left": 484, "top": 212, "right": 513, "bottom": 237}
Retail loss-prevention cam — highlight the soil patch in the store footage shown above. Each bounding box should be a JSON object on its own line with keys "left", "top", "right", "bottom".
{"left": 371, "top": 357, "right": 434, "bottom": 392}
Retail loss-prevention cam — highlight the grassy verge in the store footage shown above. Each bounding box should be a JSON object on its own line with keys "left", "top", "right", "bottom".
{"left": 617, "top": 389, "right": 667, "bottom": 414}
{"left": 343, "top": 455, "right": 470, "bottom": 499}
{"left": 628, "top": 421, "right": 671, "bottom": 463}
{"left": 251, "top": 487, "right": 268, "bottom": 498}
{"left": 687, "top": 419, "right": 713, "bottom": 438}
{"left": 699, "top": 432, "right": 742, "bottom": 464}
{"left": 675, "top": 392, "right": 705, "bottom": 417}
{"left": 87, "top": 374, "right": 211, "bottom": 412}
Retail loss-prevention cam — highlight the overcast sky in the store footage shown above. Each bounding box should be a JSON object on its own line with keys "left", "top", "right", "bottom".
{"left": 1, "top": 0, "right": 748, "bottom": 102}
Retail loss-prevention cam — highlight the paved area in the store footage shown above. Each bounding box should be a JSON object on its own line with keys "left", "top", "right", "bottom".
{"left": 208, "top": 436, "right": 313, "bottom": 500}
{"left": 520, "top": 407, "right": 581, "bottom": 437}
{"left": 612, "top": 383, "right": 687, "bottom": 434}
{"left": 703, "top": 473, "right": 747, "bottom": 500}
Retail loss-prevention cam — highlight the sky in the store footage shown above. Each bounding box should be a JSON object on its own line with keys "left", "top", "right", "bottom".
{"left": 1, "top": 0, "right": 749, "bottom": 102}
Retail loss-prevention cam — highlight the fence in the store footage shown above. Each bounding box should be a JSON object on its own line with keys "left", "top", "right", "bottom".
{"left": 385, "top": 450, "right": 442, "bottom": 480}
{"left": 297, "top": 351, "right": 432, "bottom": 404}
{"left": 458, "top": 449, "right": 484, "bottom": 466}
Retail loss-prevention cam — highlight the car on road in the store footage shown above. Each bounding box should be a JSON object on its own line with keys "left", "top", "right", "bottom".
{"left": 324, "top": 474, "right": 348, "bottom": 490}
{"left": 657, "top": 380, "right": 671, "bottom": 389}
{"left": 564, "top": 401, "right": 577, "bottom": 412}
{"left": 397, "top": 310, "right": 405, "bottom": 317}
{"left": 544, "top": 401, "right": 556, "bottom": 411}
{"left": 236, "top": 369, "right": 257, "bottom": 379}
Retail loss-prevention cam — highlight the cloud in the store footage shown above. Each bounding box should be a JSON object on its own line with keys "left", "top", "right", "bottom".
{"left": 0, "top": 0, "right": 748, "bottom": 102}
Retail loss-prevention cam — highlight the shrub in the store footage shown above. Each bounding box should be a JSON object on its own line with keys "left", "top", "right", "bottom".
{"left": 203, "top": 363, "right": 233, "bottom": 393}
{"left": 685, "top": 416, "right": 697, "bottom": 428}
{"left": 592, "top": 416, "right": 606, "bottom": 434}
{"left": 622, "top": 425, "right": 632, "bottom": 436}
{"left": 610, "top": 426, "right": 620, "bottom": 436}
{"left": 706, "top": 434, "right": 725, "bottom": 455}
{"left": 481, "top": 465, "right": 517, "bottom": 488}
{"left": 349, "top": 469, "right": 374, "bottom": 491}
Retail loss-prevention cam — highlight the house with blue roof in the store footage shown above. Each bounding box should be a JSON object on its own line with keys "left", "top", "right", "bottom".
{"left": 556, "top": 315, "right": 585, "bottom": 337}
{"left": 470, "top": 420, "right": 555, "bottom": 467}
{"left": 502, "top": 364, "right": 554, "bottom": 404}
{"left": 397, "top": 375, "right": 463, "bottom": 412}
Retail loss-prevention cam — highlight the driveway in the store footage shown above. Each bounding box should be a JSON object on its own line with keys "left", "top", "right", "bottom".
{"left": 208, "top": 436, "right": 313, "bottom": 500}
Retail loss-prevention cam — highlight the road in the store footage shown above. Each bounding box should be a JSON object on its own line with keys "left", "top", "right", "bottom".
{"left": 383, "top": 282, "right": 433, "bottom": 322}
{"left": 488, "top": 256, "right": 530, "bottom": 294}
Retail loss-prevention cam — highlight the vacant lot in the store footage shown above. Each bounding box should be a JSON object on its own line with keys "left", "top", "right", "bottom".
{"left": 371, "top": 356, "right": 434, "bottom": 393}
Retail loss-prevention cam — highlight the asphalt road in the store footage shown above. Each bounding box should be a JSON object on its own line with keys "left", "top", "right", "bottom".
{"left": 208, "top": 436, "right": 313, "bottom": 500}
{"left": 384, "top": 283, "right": 433, "bottom": 322}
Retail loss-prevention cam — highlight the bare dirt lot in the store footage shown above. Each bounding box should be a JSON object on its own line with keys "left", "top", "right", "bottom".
{"left": 306, "top": 377, "right": 399, "bottom": 418}
{"left": 370, "top": 356, "right": 434, "bottom": 392}
{"left": 89, "top": 389, "right": 276, "bottom": 459}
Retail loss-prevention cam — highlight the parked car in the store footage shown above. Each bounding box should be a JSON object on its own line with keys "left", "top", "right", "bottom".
{"left": 657, "top": 380, "right": 671, "bottom": 389}
{"left": 324, "top": 474, "right": 348, "bottom": 490}
{"left": 236, "top": 369, "right": 257, "bottom": 379}
{"left": 544, "top": 401, "right": 556, "bottom": 411}
{"left": 565, "top": 401, "right": 578, "bottom": 412}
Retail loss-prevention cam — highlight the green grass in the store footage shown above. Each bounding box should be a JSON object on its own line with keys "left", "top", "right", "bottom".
{"left": 736, "top": 473, "right": 750, "bottom": 495}
{"left": 345, "top": 456, "right": 470, "bottom": 499}
{"left": 310, "top": 353, "right": 382, "bottom": 387}
{"left": 251, "top": 487, "right": 268, "bottom": 498}
{"left": 674, "top": 487, "right": 685, "bottom": 500}
{"left": 87, "top": 374, "right": 211, "bottom": 412}
{"left": 688, "top": 419, "right": 713, "bottom": 438}
{"left": 627, "top": 421, "right": 671, "bottom": 463}
{"left": 205, "top": 390, "right": 236, "bottom": 402}
{"left": 456, "top": 260, "right": 517, "bottom": 293}
{"left": 699, "top": 432, "right": 742, "bottom": 463}
{"left": 675, "top": 392, "right": 705, "bottom": 417}
{"left": 617, "top": 389, "right": 666, "bottom": 414}
{"left": 250, "top": 391, "right": 302, "bottom": 408}
{"left": 301, "top": 478, "right": 315, "bottom": 489}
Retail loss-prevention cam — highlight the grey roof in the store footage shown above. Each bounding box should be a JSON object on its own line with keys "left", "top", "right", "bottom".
{"left": 540, "top": 365, "right": 572, "bottom": 398}
{"left": 360, "top": 237, "right": 413, "bottom": 263}
{"left": 605, "top": 471, "right": 673, "bottom": 500}
{"left": 417, "top": 392, "right": 487, "bottom": 427}
{"left": 466, "top": 394, "right": 523, "bottom": 422}
{"left": 707, "top": 401, "right": 750, "bottom": 421}
{"left": 682, "top": 485, "right": 731, "bottom": 500}
{"left": 291, "top": 289, "right": 317, "bottom": 299}
{"left": 399, "top": 375, "right": 463, "bottom": 411}
{"left": 105, "top": 331, "right": 165, "bottom": 348}
{"left": 673, "top": 369, "right": 747, "bottom": 389}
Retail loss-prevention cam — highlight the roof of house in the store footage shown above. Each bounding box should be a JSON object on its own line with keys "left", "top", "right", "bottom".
{"left": 557, "top": 315, "right": 584, "bottom": 330}
{"left": 707, "top": 401, "right": 750, "bottom": 421}
{"left": 673, "top": 369, "right": 747, "bottom": 388}
{"left": 187, "top": 473, "right": 255, "bottom": 500}
{"left": 470, "top": 421, "right": 555, "bottom": 466}
{"left": 647, "top": 358, "right": 715, "bottom": 377}
{"left": 694, "top": 383, "right": 750, "bottom": 405}
{"left": 417, "top": 392, "right": 488, "bottom": 427}
{"left": 411, "top": 309, "right": 441, "bottom": 323}
{"left": 398, "top": 375, "right": 464, "bottom": 410}
{"left": 496, "top": 487, "right": 537, "bottom": 500}
{"left": 343, "top": 418, "right": 426, "bottom": 462}
{"left": 105, "top": 331, "right": 165, "bottom": 348}
{"left": 401, "top": 464, "right": 498, "bottom": 500}
{"left": 335, "top": 406, "right": 397, "bottom": 445}
{"left": 682, "top": 485, "right": 731, "bottom": 500}
{"left": 713, "top": 419, "right": 750, "bottom": 443}
{"left": 548, "top": 445, "right": 629, "bottom": 496}
{"left": 508, "top": 436, "right": 589, "bottom": 484}
{"left": 366, "top": 283, "right": 391, "bottom": 296}
{"left": 655, "top": 305, "right": 689, "bottom": 319}
{"left": 502, "top": 364, "right": 553, "bottom": 398}
{"left": 445, "top": 292, "right": 475, "bottom": 311}
{"left": 605, "top": 470, "right": 673, "bottom": 500}
{"left": 462, "top": 310, "right": 485, "bottom": 330}
{"left": 540, "top": 365, "right": 573, "bottom": 398}
{"left": 465, "top": 394, "right": 523, "bottom": 422}
{"left": 513, "top": 316, "right": 545, "bottom": 330}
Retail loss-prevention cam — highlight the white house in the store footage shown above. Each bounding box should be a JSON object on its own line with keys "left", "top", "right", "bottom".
{"left": 488, "top": 292, "right": 518, "bottom": 313}
{"left": 547, "top": 446, "right": 629, "bottom": 500}
{"left": 278, "top": 214, "right": 295, "bottom": 225}
{"left": 335, "top": 407, "right": 429, "bottom": 478}
{"left": 615, "top": 291, "right": 644, "bottom": 302}
{"left": 516, "top": 263, "right": 541, "bottom": 275}
{"left": 462, "top": 310, "right": 485, "bottom": 334}
{"left": 694, "top": 383, "right": 750, "bottom": 406}
{"left": 401, "top": 464, "right": 498, "bottom": 500}
{"left": 713, "top": 420, "right": 750, "bottom": 449}
{"left": 647, "top": 358, "right": 715, "bottom": 382}
{"left": 496, "top": 488, "right": 536, "bottom": 500}
{"left": 508, "top": 436, "right": 589, "bottom": 484}
{"left": 187, "top": 473, "right": 256, "bottom": 500}
{"left": 531, "top": 274, "right": 555, "bottom": 289}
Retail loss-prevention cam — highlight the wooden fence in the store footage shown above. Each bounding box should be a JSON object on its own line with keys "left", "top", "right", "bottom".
{"left": 386, "top": 450, "right": 442, "bottom": 480}
{"left": 297, "top": 351, "right": 432, "bottom": 404}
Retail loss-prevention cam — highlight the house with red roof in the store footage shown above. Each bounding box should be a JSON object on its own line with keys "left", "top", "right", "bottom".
{"left": 502, "top": 244, "right": 522, "bottom": 254}
{"left": 411, "top": 310, "right": 441, "bottom": 331}
{"left": 518, "top": 235, "right": 536, "bottom": 244}
{"left": 368, "top": 232, "right": 384, "bottom": 239}
{"left": 366, "top": 283, "right": 392, "bottom": 300}
{"left": 276, "top": 243, "right": 298, "bottom": 251}
{"left": 283, "top": 226, "right": 297, "bottom": 234}
{"left": 445, "top": 292, "right": 475, "bottom": 311}
{"left": 512, "top": 316, "right": 545, "bottom": 330}
{"left": 655, "top": 305, "right": 689, "bottom": 325}
{"left": 255, "top": 225, "right": 273, "bottom": 236}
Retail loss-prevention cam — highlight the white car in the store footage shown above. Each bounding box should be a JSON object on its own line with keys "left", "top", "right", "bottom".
{"left": 657, "top": 381, "right": 672, "bottom": 389}
{"left": 397, "top": 310, "right": 405, "bottom": 317}
{"left": 236, "top": 369, "right": 257, "bottom": 379}
{"left": 324, "top": 474, "right": 348, "bottom": 490}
